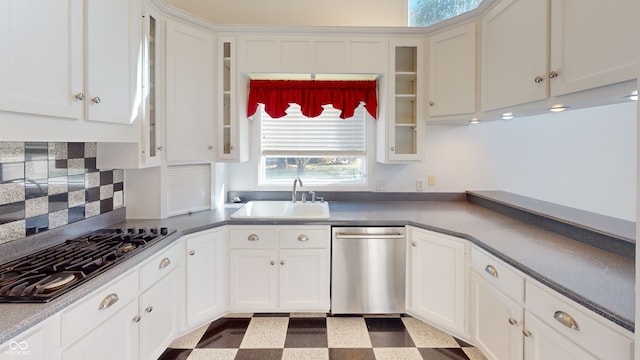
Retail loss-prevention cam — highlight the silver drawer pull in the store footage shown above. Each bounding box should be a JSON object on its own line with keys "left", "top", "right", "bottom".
{"left": 297, "top": 234, "right": 309, "bottom": 242}
{"left": 554, "top": 311, "right": 580, "bottom": 330}
{"left": 508, "top": 318, "right": 518, "bottom": 325}
{"left": 248, "top": 234, "right": 259, "bottom": 241}
{"left": 145, "top": 306, "right": 153, "bottom": 313}
{"left": 270, "top": 260, "right": 276, "bottom": 265}
{"left": 484, "top": 264, "right": 499, "bottom": 278}
{"left": 158, "top": 257, "right": 171, "bottom": 269}
{"left": 189, "top": 250, "right": 196, "bottom": 256}
{"left": 98, "top": 293, "right": 119, "bottom": 310}
{"left": 132, "top": 315, "right": 141, "bottom": 323}
{"left": 522, "top": 329, "right": 532, "bottom": 337}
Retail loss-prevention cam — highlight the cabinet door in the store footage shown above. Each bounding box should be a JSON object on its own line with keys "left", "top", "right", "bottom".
{"left": 85, "top": 0, "right": 141, "bottom": 124}
{"left": 524, "top": 312, "right": 597, "bottom": 360}
{"left": 0, "top": 0, "right": 83, "bottom": 119}
{"left": 186, "top": 229, "right": 229, "bottom": 327}
{"left": 481, "top": 0, "right": 548, "bottom": 111}
{"left": 165, "top": 20, "right": 215, "bottom": 162}
{"left": 229, "top": 249, "right": 278, "bottom": 310}
{"left": 379, "top": 40, "right": 424, "bottom": 163}
{"left": 549, "top": 0, "right": 639, "bottom": 96}
{"left": 279, "top": 248, "right": 329, "bottom": 311}
{"left": 407, "top": 227, "right": 467, "bottom": 335}
{"left": 428, "top": 23, "right": 476, "bottom": 118}
{"left": 0, "top": 314, "right": 61, "bottom": 360}
{"left": 470, "top": 272, "right": 523, "bottom": 360}
{"left": 62, "top": 300, "right": 139, "bottom": 360}
{"left": 139, "top": 269, "right": 180, "bottom": 360}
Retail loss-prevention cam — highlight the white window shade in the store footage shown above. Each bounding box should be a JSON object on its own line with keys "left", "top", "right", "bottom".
{"left": 261, "top": 103, "right": 366, "bottom": 156}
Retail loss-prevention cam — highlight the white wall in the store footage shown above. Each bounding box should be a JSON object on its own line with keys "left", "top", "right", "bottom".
{"left": 164, "top": 0, "right": 407, "bottom": 27}
{"left": 228, "top": 101, "right": 637, "bottom": 221}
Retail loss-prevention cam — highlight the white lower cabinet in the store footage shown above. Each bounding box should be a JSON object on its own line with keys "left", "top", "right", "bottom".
{"left": 470, "top": 246, "right": 634, "bottom": 360}
{"left": 0, "top": 313, "right": 61, "bottom": 360}
{"left": 61, "top": 242, "right": 183, "bottom": 360}
{"left": 62, "top": 300, "right": 139, "bottom": 360}
{"left": 229, "top": 226, "right": 330, "bottom": 312}
{"left": 185, "top": 228, "right": 229, "bottom": 327}
{"left": 406, "top": 226, "right": 467, "bottom": 336}
{"left": 470, "top": 271, "right": 524, "bottom": 360}
{"left": 523, "top": 311, "right": 597, "bottom": 360}
{"left": 139, "top": 268, "right": 180, "bottom": 360}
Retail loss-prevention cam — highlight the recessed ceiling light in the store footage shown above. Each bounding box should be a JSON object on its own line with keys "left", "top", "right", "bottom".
{"left": 500, "top": 112, "right": 514, "bottom": 120}
{"left": 628, "top": 90, "right": 638, "bottom": 101}
{"left": 469, "top": 118, "right": 480, "bottom": 124}
{"left": 549, "top": 106, "right": 568, "bottom": 112}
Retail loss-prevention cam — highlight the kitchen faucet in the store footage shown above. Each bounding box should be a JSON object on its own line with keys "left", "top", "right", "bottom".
{"left": 292, "top": 177, "right": 303, "bottom": 202}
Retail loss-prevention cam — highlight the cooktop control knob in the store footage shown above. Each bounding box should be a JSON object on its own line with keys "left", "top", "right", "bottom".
{"left": 160, "top": 227, "right": 169, "bottom": 235}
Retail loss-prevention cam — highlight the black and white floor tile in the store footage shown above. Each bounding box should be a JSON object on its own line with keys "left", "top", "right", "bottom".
{"left": 158, "top": 313, "right": 487, "bottom": 360}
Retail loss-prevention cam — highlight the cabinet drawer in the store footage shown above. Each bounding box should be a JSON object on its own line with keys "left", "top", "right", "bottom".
{"left": 471, "top": 248, "right": 524, "bottom": 303}
{"left": 229, "top": 228, "right": 278, "bottom": 249}
{"left": 525, "top": 281, "right": 633, "bottom": 360}
{"left": 140, "top": 242, "right": 182, "bottom": 291}
{"left": 280, "top": 228, "right": 329, "bottom": 248}
{"left": 61, "top": 270, "right": 138, "bottom": 345}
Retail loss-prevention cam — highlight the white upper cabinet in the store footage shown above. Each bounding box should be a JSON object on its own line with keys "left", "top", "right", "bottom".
{"left": 482, "top": 0, "right": 639, "bottom": 112}
{"left": 0, "top": 0, "right": 83, "bottom": 119}
{"left": 237, "top": 36, "right": 386, "bottom": 74}
{"left": 548, "top": 0, "right": 639, "bottom": 97}
{"left": 428, "top": 22, "right": 477, "bottom": 120}
{"left": 0, "top": 0, "right": 141, "bottom": 124}
{"left": 165, "top": 19, "right": 215, "bottom": 163}
{"left": 481, "top": 0, "right": 548, "bottom": 111}
{"left": 85, "top": 0, "right": 141, "bottom": 124}
{"left": 377, "top": 39, "right": 424, "bottom": 163}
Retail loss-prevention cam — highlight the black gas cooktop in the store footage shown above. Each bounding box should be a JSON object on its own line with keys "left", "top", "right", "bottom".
{"left": 0, "top": 227, "right": 175, "bottom": 303}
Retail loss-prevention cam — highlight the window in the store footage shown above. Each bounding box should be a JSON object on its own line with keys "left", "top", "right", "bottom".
{"left": 409, "top": 0, "right": 484, "bottom": 27}
{"left": 259, "top": 103, "right": 367, "bottom": 186}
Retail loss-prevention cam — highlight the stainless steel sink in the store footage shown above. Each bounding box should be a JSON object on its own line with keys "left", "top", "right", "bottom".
{"left": 230, "top": 201, "right": 330, "bottom": 219}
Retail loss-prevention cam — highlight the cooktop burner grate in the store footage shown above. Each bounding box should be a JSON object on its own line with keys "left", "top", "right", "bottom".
{"left": 0, "top": 227, "right": 174, "bottom": 303}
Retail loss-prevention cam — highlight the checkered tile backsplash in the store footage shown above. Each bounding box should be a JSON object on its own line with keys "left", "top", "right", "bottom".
{"left": 0, "top": 142, "right": 124, "bottom": 244}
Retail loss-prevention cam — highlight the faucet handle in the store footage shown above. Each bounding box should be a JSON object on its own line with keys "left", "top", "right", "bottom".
{"left": 308, "top": 191, "right": 316, "bottom": 202}
{"left": 301, "top": 193, "right": 307, "bottom": 203}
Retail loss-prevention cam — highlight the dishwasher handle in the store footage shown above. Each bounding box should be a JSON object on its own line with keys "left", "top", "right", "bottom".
{"left": 335, "top": 233, "right": 405, "bottom": 239}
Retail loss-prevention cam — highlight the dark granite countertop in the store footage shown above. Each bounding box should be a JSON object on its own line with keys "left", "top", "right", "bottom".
{"left": 0, "top": 194, "right": 635, "bottom": 345}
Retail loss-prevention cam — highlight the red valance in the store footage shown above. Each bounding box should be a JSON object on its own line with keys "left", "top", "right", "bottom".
{"left": 247, "top": 80, "right": 377, "bottom": 119}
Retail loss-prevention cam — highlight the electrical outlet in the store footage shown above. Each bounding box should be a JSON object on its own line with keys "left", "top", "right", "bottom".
{"left": 416, "top": 179, "right": 424, "bottom": 191}
{"left": 427, "top": 175, "right": 436, "bottom": 186}
{"left": 376, "top": 180, "right": 387, "bottom": 191}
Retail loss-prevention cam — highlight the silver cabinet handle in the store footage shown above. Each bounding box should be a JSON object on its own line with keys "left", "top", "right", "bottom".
{"left": 429, "top": 101, "right": 434, "bottom": 106}
{"left": 208, "top": 145, "right": 213, "bottom": 150}
{"left": 554, "top": 311, "right": 579, "bottom": 330}
{"left": 229, "top": 145, "right": 234, "bottom": 150}
{"left": 248, "top": 234, "right": 259, "bottom": 241}
{"left": 280, "top": 260, "right": 285, "bottom": 265}
{"left": 508, "top": 318, "right": 518, "bottom": 325}
{"left": 157, "top": 146, "right": 163, "bottom": 151}
{"left": 91, "top": 96, "right": 101, "bottom": 104}
{"left": 132, "top": 315, "right": 141, "bottom": 323}
{"left": 189, "top": 250, "right": 195, "bottom": 256}
{"left": 411, "top": 241, "right": 417, "bottom": 247}
{"left": 522, "top": 329, "right": 532, "bottom": 337}
{"left": 390, "top": 146, "right": 395, "bottom": 152}
{"left": 484, "top": 264, "right": 499, "bottom": 278}
{"left": 297, "top": 234, "right": 309, "bottom": 242}
{"left": 159, "top": 257, "right": 171, "bottom": 269}
{"left": 145, "top": 306, "right": 153, "bottom": 313}
{"left": 549, "top": 70, "right": 559, "bottom": 78}
{"left": 74, "top": 93, "right": 85, "bottom": 101}
{"left": 270, "top": 260, "right": 276, "bottom": 265}
{"left": 534, "top": 76, "right": 544, "bottom": 83}
{"left": 98, "top": 293, "right": 119, "bottom": 310}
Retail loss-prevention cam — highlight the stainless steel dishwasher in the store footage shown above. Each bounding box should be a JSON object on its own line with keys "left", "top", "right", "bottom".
{"left": 331, "top": 226, "right": 406, "bottom": 314}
